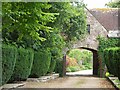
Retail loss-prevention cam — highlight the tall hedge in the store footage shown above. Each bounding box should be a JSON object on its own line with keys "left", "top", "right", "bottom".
{"left": 9, "top": 48, "right": 34, "bottom": 81}
{"left": 103, "top": 49, "right": 112, "bottom": 74}
{"left": 30, "top": 49, "right": 51, "bottom": 78}
{"left": 97, "top": 37, "right": 120, "bottom": 77}
{"left": 54, "top": 58, "right": 63, "bottom": 77}
{"left": 2, "top": 44, "right": 17, "bottom": 85}
{"left": 103, "top": 47, "right": 120, "bottom": 79}
{"left": 48, "top": 59, "right": 56, "bottom": 74}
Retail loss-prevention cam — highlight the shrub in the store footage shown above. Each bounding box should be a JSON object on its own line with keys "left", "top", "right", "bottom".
{"left": 54, "top": 58, "right": 63, "bottom": 77}
{"left": 97, "top": 37, "right": 120, "bottom": 77}
{"left": 66, "top": 55, "right": 78, "bottom": 67}
{"left": 30, "top": 49, "right": 51, "bottom": 78}
{"left": 67, "top": 49, "right": 93, "bottom": 71}
{"left": 69, "top": 66, "right": 80, "bottom": 72}
{"left": 104, "top": 47, "right": 120, "bottom": 79}
{"left": 66, "top": 55, "right": 81, "bottom": 72}
{"left": 83, "top": 63, "right": 92, "bottom": 70}
{"left": 9, "top": 48, "right": 34, "bottom": 81}
{"left": 2, "top": 44, "right": 17, "bottom": 85}
{"left": 48, "top": 58, "right": 56, "bottom": 74}
{"left": 66, "top": 67, "right": 71, "bottom": 72}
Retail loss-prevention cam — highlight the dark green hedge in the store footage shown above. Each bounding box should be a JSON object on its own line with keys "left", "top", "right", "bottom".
{"left": 2, "top": 44, "right": 17, "bottom": 85}
{"left": 103, "top": 47, "right": 120, "bottom": 79}
{"left": 48, "top": 58, "right": 56, "bottom": 74}
{"left": 97, "top": 37, "right": 120, "bottom": 77}
{"left": 30, "top": 49, "right": 51, "bottom": 78}
{"left": 54, "top": 58, "right": 63, "bottom": 77}
{"left": 9, "top": 48, "right": 34, "bottom": 81}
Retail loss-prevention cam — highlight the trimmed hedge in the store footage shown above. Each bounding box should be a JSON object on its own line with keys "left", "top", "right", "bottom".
{"left": 103, "top": 48, "right": 112, "bottom": 75}
{"left": 103, "top": 47, "right": 120, "bottom": 80}
{"left": 9, "top": 48, "right": 34, "bottom": 81}
{"left": 97, "top": 37, "right": 120, "bottom": 77}
{"left": 30, "top": 49, "right": 51, "bottom": 78}
{"left": 2, "top": 44, "right": 17, "bottom": 85}
{"left": 54, "top": 58, "right": 63, "bottom": 77}
{"left": 48, "top": 58, "right": 56, "bottom": 74}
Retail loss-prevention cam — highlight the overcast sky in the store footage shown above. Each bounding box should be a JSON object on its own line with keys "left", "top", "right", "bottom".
{"left": 83, "top": 0, "right": 111, "bottom": 8}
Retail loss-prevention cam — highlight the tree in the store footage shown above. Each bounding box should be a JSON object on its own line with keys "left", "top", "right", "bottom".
{"left": 2, "top": 2, "right": 56, "bottom": 48}
{"left": 49, "top": 2, "right": 87, "bottom": 45}
{"left": 2, "top": 2, "right": 87, "bottom": 52}
{"left": 106, "top": 1, "right": 120, "bottom": 8}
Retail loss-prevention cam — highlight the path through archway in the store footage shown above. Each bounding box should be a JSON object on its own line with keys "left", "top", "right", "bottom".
{"left": 62, "top": 47, "right": 99, "bottom": 76}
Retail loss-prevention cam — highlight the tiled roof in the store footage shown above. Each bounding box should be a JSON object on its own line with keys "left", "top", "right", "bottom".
{"left": 89, "top": 8, "right": 120, "bottom": 31}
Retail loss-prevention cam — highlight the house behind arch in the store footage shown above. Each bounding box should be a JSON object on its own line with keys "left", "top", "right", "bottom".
{"left": 62, "top": 8, "right": 119, "bottom": 77}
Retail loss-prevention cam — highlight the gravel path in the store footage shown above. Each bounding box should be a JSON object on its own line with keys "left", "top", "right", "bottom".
{"left": 66, "top": 70, "right": 93, "bottom": 76}
{"left": 20, "top": 76, "right": 115, "bottom": 89}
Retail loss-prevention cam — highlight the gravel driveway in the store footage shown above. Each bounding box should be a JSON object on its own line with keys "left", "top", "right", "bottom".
{"left": 19, "top": 76, "right": 115, "bottom": 89}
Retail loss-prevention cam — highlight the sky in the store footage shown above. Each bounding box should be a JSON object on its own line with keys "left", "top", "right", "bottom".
{"left": 83, "top": 0, "right": 111, "bottom": 8}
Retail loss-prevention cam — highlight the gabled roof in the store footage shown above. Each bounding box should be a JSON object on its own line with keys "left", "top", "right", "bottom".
{"left": 89, "top": 8, "right": 119, "bottom": 31}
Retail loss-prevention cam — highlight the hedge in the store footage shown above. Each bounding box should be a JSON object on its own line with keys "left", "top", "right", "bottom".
{"left": 9, "top": 48, "right": 34, "bottom": 82}
{"left": 103, "top": 48, "right": 112, "bottom": 75}
{"left": 30, "top": 49, "right": 51, "bottom": 78}
{"left": 2, "top": 44, "right": 17, "bottom": 85}
{"left": 54, "top": 58, "right": 63, "bottom": 77}
{"left": 47, "top": 58, "right": 56, "bottom": 74}
{"left": 97, "top": 37, "right": 120, "bottom": 77}
{"left": 103, "top": 47, "right": 120, "bottom": 80}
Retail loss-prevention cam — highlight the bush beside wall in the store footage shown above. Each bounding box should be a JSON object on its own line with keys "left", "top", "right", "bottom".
{"left": 30, "top": 49, "right": 51, "bottom": 78}
{"left": 97, "top": 37, "right": 120, "bottom": 77}
{"left": 2, "top": 44, "right": 17, "bottom": 85}
{"left": 103, "top": 47, "right": 120, "bottom": 80}
{"left": 9, "top": 48, "right": 34, "bottom": 81}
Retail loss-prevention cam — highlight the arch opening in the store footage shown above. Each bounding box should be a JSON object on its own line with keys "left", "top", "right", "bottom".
{"left": 63, "top": 47, "right": 99, "bottom": 76}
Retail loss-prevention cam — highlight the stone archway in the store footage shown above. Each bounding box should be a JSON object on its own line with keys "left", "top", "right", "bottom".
{"left": 79, "top": 47, "right": 99, "bottom": 75}
{"left": 62, "top": 47, "right": 99, "bottom": 76}
{"left": 61, "top": 8, "right": 109, "bottom": 77}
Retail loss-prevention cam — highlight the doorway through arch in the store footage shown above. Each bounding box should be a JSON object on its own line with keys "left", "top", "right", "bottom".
{"left": 62, "top": 47, "right": 99, "bottom": 76}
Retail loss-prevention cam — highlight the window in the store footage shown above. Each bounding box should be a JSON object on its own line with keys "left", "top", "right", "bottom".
{"left": 87, "top": 24, "right": 90, "bottom": 34}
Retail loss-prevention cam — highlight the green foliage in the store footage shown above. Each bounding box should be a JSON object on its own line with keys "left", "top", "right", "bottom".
{"left": 97, "top": 36, "right": 120, "bottom": 77}
{"left": 66, "top": 55, "right": 80, "bottom": 72}
{"left": 103, "top": 47, "right": 120, "bottom": 80}
{"left": 0, "top": 44, "right": 1, "bottom": 86}
{"left": 30, "top": 49, "right": 51, "bottom": 78}
{"left": 2, "top": 2, "right": 56, "bottom": 48}
{"left": 68, "top": 49, "right": 93, "bottom": 70}
{"left": 83, "top": 63, "right": 92, "bottom": 70}
{"left": 45, "top": 34, "right": 64, "bottom": 74}
{"left": 67, "top": 66, "right": 80, "bottom": 72}
{"left": 97, "top": 37, "right": 119, "bottom": 55}
{"left": 48, "top": 59, "right": 56, "bottom": 74}
{"left": 49, "top": 2, "right": 87, "bottom": 45}
{"left": 41, "top": 33, "right": 65, "bottom": 61}
{"left": 2, "top": 44, "right": 17, "bottom": 85}
{"left": 9, "top": 48, "right": 34, "bottom": 82}
{"left": 105, "top": 72, "right": 110, "bottom": 77}
{"left": 2, "top": 2, "right": 87, "bottom": 49}
{"left": 54, "top": 58, "right": 63, "bottom": 77}
{"left": 66, "top": 67, "right": 71, "bottom": 72}
{"left": 106, "top": 1, "right": 120, "bottom": 8}
{"left": 2, "top": 2, "right": 87, "bottom": 80}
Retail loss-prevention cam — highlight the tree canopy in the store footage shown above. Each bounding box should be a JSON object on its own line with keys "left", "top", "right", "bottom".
{"left": 106, "top": 1, "right": 120, "bottom": 8}
{"left": 2, "top": 2, "right": 87, "bottom": 58}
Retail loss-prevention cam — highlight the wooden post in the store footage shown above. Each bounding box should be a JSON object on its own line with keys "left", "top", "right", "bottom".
{"left": 62, "top": 55, "right": 66, "bottom": 77}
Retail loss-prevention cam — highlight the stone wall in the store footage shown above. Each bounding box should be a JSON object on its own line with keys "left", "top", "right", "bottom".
{"left": 62, "top": 9, "right": 109, "bottom": 77}
{"left": 71, "top": 8, "right": 108, "bottom": 51}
